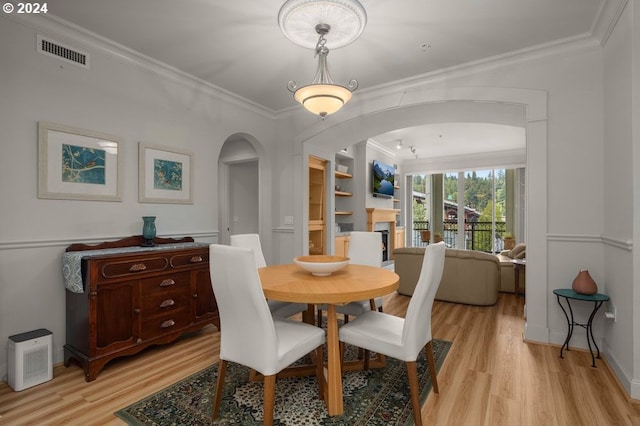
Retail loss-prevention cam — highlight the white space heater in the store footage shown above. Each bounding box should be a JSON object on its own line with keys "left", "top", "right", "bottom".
{"left": 8, "top": 328, "right": 53, "bottom": 391}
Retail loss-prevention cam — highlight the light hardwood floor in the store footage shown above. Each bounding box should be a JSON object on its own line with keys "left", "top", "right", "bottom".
{"left": 1, "top": 292, "right": 639, "bottom": 425}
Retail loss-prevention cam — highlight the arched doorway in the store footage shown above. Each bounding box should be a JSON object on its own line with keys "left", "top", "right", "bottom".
{"left": 296, "top": 87, "right": 549, "bottom": 345}
{"left": 218, "top": 133, "right": 272, "bottom": 260}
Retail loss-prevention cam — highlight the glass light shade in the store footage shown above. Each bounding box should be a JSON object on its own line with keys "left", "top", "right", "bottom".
{"left": 294, "top": 84, "right": 353, "bottom": 117}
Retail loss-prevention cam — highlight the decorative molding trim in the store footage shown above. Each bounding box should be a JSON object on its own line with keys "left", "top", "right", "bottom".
{"left": 546, "top": 233, "right": 603, "bottom": 243}
{"left": 273, "top": 227, "right": 295, "bottom": 233}
{"left": 296, "top": 88, "right": 547, "bottom": 147}
{"left": 324, "top": 36, "right": 595, "bottom": 119}
{"left": 591, "top": 0, "right": 629, "bottom": 46}
{"left": 546, "top": 233, "right": 633, "bottom": 251}
{"left": 402, "top": 148, "right": 525, "bottom": 175}
{"left": 0, "top": 232, "right": 218, "bottom": 251}
{"left": 602, "top": 235, "right": 633, "bottom": 251}
{"left": 523, "top": 322, "right": 550, "bottom": 345}
{"left": 603, "top": 341, "right": 634, "bottom": 399}
{"left": 366, "top": 139, "right": 397, "bottom": 159}
{"left": 4, "top": 13, "right": 275, "bottom": 119}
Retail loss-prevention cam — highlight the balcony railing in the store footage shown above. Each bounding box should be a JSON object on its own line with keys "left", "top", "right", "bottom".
{"left": 412, "top": 220, "right": 507, "bottom": 252}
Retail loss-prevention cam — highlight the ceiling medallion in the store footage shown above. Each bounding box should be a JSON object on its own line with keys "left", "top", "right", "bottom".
{"left": 278, "top": 0, "right": 367, "bottom": 50}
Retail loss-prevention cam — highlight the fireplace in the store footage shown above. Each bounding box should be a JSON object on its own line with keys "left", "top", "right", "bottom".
{"left": 366, "top": 208, "right": 399, "bottom": 261}
{"left": 376, "top": 230, "right": 389, "bottom": 262}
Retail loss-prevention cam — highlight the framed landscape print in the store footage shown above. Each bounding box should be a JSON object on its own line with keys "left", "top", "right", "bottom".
{"left": 38, "top": 122, "right": 123, "bottom": 201}
{"left": 139, "top": 143, "right": 193, "bottom": 204}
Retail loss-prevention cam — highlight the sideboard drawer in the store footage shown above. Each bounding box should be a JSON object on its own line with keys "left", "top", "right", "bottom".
{"left": 139, "top": 272, "right": 190, "bottom": 296}
{"left": 100, "top": 256, "right": 169, "bottom": 280}
{"left": 170, "top": 251, "right": 208, "bottom": 268}
{"left": 140, "top": 309, "right": 190, "bottom": 340}
{"left": 139, "top": 291, "right": 190, "bottom": 316}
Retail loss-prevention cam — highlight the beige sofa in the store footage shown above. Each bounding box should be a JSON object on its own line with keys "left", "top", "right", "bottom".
{"left": 393, "top": 247, "right": 500, "bottom": 306}
{"left": 496, "top": 243, "right": 526, "bottom": 293}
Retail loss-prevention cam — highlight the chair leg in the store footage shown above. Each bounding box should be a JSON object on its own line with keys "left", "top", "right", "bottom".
{"left": 425, "top": 341, "right": 439, "bottom": 394}
{"left": 369, "top": 298, "right": 377, "bottom": 310}
{"left": 263, "top": 374, "right": 276, "bottom": 426}
{"left": 317, "top": 308, "right": 323, "bottom": 327}
{"left": 248, "top": 369, "right": 258, "bottom": 381}
{"left": 315, "top": 346, "right": 325, "bottom": 401}
{"left": 212, "top": 359, "right": 227, "bottom": 421}
{"left": 406, "top": 361, "right": 423, "bottom": 426}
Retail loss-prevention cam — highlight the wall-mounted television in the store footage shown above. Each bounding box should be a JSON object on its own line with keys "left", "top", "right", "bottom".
{"left": 372, "top": 159, "right": 395, "bottom": 198}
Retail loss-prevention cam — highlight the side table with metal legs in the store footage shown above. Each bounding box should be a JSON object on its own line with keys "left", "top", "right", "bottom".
{"left": 553, "top": 288, "right": 609, "bottom": 368}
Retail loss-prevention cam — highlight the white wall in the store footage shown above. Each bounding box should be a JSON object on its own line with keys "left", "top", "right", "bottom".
{"left": 278, "top": 36, "right": 607, "bottom": 371}
{"left": 602, "top": 0, "right": 639, "bottom": 397}
{"left": 0, "top": 15, "right": 276, "bottom": 379}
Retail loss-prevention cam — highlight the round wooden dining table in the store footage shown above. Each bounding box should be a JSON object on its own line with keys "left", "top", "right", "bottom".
{"left": 259, "top": 263, "right": 399, "bottom": 416}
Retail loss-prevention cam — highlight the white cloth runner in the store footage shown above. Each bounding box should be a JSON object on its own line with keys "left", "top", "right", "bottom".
{"left": 62, "top": 242, "right": 208, "bottom": 293}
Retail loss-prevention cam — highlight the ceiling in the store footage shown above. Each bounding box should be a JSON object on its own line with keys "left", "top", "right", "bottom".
{"left": 46, "top": 0, "right": 604, "bottom": 161}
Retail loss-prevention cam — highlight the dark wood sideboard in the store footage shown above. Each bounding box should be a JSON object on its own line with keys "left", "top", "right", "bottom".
{"left": 64, "top": 236, "right": 219, "bottom": 381}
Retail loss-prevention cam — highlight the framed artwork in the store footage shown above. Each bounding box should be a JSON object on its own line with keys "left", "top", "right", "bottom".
{"left": 38, "top": 122, "right": 123, "bottom": 201}
{"left": 139, "top": 143, "right": 193, "bottom": 204}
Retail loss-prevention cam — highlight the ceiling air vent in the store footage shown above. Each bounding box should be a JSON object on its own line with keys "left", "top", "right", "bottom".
{"left": 37, "top": 35, "right": 90, "bottom": 69}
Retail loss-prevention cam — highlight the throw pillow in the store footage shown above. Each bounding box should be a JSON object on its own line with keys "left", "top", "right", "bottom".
{"left": 509, "top": 243, "right": 526, "bottom": 259}
{"left": 515, "top": 249, "right": 526, "bottom": 259}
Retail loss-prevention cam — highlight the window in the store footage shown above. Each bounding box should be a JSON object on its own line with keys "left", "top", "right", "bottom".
{"left": 412, "top": 168, "right": 514, "bottom": 252}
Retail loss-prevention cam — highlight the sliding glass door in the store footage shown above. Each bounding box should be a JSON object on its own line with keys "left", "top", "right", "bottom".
{"left": 446, "top": 169, "right": 506, "bottom": 252}
{"left": 412, "top": 168, "right": 511, "bottom": 252}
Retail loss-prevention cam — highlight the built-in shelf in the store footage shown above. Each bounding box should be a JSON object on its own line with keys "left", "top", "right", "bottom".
{"left": 335, "top": 171, "right": 352, "bottom": 179}
{"left": 335, "top": 163, "right": 354, "bottom": 222}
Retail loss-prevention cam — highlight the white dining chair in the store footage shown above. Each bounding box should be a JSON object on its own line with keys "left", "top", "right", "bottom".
{"left": 209, "top": 244, "right": 325, "bottom": 426}
{"left": 230, "top": 233, "right": 307, "bottom": 319}
{"left": 317, "top": 231, "right": 384, "bottom": 326}
{"left": 338, "top": 242, "right": 446, "bottom": 426}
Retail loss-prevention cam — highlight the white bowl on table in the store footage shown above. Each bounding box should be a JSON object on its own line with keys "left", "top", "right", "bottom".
{"left": 293, "top": 255, "right": 350, "bottom": 276}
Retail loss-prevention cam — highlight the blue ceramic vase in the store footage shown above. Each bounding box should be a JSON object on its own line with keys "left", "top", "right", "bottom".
{"left": 142, "top": 216, "right": 156, "bottom": 246}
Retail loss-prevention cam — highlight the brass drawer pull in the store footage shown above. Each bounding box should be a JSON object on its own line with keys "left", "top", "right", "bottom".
{"left": 159, "top": 279, "right": 175, "bottom": 287}
{"left": 161, "top": 319, "right": 176, "bottom": 328}
{"left": 190, "top": 255, "right": 203, "bottom": 263}
{"left": 129, "top": 263, "right": 147, "bottom": 272}
{"left": 159, "top": 299, "right": 175, "bottom": 308}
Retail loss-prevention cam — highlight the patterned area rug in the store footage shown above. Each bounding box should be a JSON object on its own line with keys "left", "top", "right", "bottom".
{"left": 116, "top": 339, "right": 450, "bottom": 426}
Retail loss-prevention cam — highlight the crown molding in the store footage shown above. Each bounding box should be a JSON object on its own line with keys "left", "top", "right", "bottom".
{"left": 591, "top": 0, "right": 629, "bottom": 46}
{"left": 4, "top": 13, "right": 277, "bottom": 120}
{"left": 366, "top": 138, "right": 398, "bottom": 160}
{"left": 350, "top": 34, "right": 599, "bottom": 112}
{"left": 401, "top": 148, "right": 526, "bottom": 175}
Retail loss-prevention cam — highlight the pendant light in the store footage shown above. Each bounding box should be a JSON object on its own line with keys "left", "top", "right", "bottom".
{"left": 278, "top": 0, "right": 367, "bottom": 118}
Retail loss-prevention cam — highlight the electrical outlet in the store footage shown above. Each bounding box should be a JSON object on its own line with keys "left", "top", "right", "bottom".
{"left": 605, "top": 303, "right": 617, "bottom": 322}
{"left": 613, "top": 304, "right": 617, "bottom": 322}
